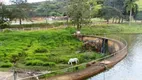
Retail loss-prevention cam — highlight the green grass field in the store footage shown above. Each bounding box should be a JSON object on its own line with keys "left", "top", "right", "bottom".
{"left": 0, "top": 27, "right": 103, "bottom": 71}
{"left": 81, "top": 23, "right": 142, "bottom": 35}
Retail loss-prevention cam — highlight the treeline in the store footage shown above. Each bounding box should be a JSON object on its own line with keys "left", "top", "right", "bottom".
{"left": 0, "top": 0, "right": 139, "bottom": 28}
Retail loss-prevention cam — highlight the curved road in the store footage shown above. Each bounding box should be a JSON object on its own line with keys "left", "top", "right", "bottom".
{"left": 89, "top": 34, "right": 142, "bottom": 80}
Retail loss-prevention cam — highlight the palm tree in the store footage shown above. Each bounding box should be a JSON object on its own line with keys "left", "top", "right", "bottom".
{"left": 125, "top": 0, "right": 137, "bottom": 25}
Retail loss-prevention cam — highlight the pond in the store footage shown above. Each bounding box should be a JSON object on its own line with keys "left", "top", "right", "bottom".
{"left": 88, "top": 34, "right": 142, "bottom": 80}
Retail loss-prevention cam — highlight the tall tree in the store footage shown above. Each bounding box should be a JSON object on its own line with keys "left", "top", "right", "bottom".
{"left": 67, "top": 0, "right": 90, "bottom": 32}
{"left": 10, "top": 0, "right": 31, "bottom": 25}
{"left": 125, "top": 0, "right": 138, "bottom": 25}
{"left": 102, "top": 0, "right": 125, "bottom": 23}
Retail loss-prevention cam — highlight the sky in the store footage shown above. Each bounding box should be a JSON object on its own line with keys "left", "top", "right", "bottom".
{"left": 1, "top": 0, "right": 47, "bottom": 5}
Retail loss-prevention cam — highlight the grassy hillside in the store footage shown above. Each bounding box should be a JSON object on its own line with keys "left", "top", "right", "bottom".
{"left": 0, "top": 27, "right": 102, "bottom": 71}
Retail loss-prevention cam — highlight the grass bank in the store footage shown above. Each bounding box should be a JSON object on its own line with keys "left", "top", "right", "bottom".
{"left": 81, "top": 23, "right": 142, "bottom": 35}
{"left": 0, "top": 27, "right": 103, "bottom": 71}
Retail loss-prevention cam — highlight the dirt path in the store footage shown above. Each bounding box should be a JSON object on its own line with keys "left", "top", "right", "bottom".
{"left": 0, "top": 72, "right": 13, "bottom": 80}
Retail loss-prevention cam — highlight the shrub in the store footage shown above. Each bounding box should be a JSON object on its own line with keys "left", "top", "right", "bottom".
{"left": 25, "top": 57, "right": 33, "bottom": 60}
{"left": 0, "top": 22, "right": 10, "bottom": 29}
{"left": 18, "top": 51, "right": 27, "bottom": 57}
{"left": 65, "top": 27, "right": 76, "bottom": 33}
{"left": 56, "top": 57, "right": 69, "bottom": 64}
{"left": 25, "top": 60, "right": 44, "bottom": 66}
{"left": 52, "top": 22, "right": 65, "bottom": 27}
{"left": 2, "top": 28, "right": 12, "bottom": 33}
{"left": 0, "top": 62, "right": 13, "bottom": 68}
{"left": 43, "top": 62, "right": 56, "bottom": 67}
{"left": 34, "top": 47, "right": 47, "bottom": 53}
{"left": 10, "top": 23, "right": 51, "bottom": 28}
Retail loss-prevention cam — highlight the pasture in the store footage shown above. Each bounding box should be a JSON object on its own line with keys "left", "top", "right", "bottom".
{"left": 0, "top": 27, "right": 103, "bottom": 71}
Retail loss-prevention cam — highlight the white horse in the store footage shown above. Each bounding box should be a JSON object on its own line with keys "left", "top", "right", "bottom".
{"left": 68, "top": 58, "right": 79, "bottom": 65}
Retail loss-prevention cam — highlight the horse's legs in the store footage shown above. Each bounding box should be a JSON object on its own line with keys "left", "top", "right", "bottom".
{"left": 76, "top": 61, "right": 77, "bottom": 64}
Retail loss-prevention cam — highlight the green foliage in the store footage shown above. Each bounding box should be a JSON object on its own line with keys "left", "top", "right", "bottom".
{"left": 0, "top": 62, "right": 13, "bottom": 68}
{"left": 0, "top": 29, "right": 83, "bottom": 69}
{"left": 67, "top": 0, "right": 90, "bottom": 30}
{"left": 9, "top": 53, "right": 20, "bottom": 64}
{"left": 2, "top": 28, "right": 12, "bottom": 33}
{"left": 0, "top": 27, "right": 104, "bottom": 71}
{"left": 25, "top": 60, "right": 44, "bottom": 66}
{"left": 25, "top": 60, "right": 56, "bottom": 67}
{"left": 81, "top": 23, "right": 142, "bottom": 34}
{"left": 0, "top": 4, "right": 11, "bottom": 29}
{"left": 102, "top": 0, "right": 125, "bottom": 22}
{"left": 9, "top": 22, "right": 64, "bottom": 28}
{"left": 125, "top": 0, "right": 138, "bottom": 23}
{"left": 10, "top": 1, "right": 32, "bottom": 25}
{"left": 34, "top": 47, "right": 47, "bottom": 53}
{"left": 34, "top": 0, "right": 67, "bottom": 17}
{"left": 0, "top": 22, "right": 10, "bottom": 29}
{"left": 43, "top": 62, "right": 56, "bottom": 67}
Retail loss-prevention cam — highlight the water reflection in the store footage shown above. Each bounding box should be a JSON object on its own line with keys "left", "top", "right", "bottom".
{"left": 89, "top": 34, "right": 142, "bottom": 80}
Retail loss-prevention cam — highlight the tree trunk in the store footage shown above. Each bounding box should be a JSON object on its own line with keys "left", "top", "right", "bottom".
{"left": 118, "top": 18, "right": 121, "bottom": 24}
{"left": 19, "top": 19, "right": 22, "bottom": 25}
{"left": 129, "top": 9, "right": 132, "bottom": 26}
{"left": 112, "top": 18, "right": 115, "bottom": 23}
{"left": 66, "top": 17, "right": 69, "bottom": 25}
{"left": 106, "top": 19, "right": 109, "bottom": 24}
{"left": 121, "top": 18, "right": 124, "bottom": 23}
{"left": 77, "top": 23, "right": 80, "bottom": 31}
{"left": 115, "top": 18, "right": 117, "bottom": 23}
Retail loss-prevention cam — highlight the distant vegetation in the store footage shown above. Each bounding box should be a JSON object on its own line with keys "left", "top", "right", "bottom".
{"left": 1, "top": 0, "right": 140, "bottom": 27}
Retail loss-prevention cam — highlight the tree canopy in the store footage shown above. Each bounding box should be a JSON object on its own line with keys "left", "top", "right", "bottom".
{"left": 67, "top": 0, "right": 90, "bottom": 31}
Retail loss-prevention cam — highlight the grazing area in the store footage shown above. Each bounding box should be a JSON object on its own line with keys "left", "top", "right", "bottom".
{"left": 0, "top": 27, "right": 103, "bottom": 71}
{"left": 82, "top": 23, "right": 142, "bottom": 35}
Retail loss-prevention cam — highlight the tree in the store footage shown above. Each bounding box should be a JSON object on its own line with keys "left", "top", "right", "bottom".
{"left": 87, "top": 0, "right": 98, "bottom": 19}
{"left": 0, "top": 3, "right": 12, "bottom": 28}
{"left": 67, "top": 0, "right": 90, "bottom": 32}
{"left": 125, "top": 0, "right": 138, "bottom": 25}
{"left": 102, "top": 0, "right": 125, "bottom": 23}
{"left": 10, "top": 0, "right": 31, "bottom": 25}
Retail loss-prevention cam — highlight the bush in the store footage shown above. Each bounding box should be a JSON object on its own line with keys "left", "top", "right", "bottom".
{"left": 52, "top": 22, "right": 65, "bottom": 27}
{"left": 2, "top": 28, "right": 12, "bottom": 33}
{"left": 43, "top": 62, "right": 56, "bottom": 67}
{"left": 25, "top": 57, "right": 33, "bottom": 60}
{"left": 10, "top": 23, "right": 51, "bottom": 28}
{"left": 0, "top": 62, "right": 13, "bottom": 68}
{"left": 0, "top": 22, "right": 10, "bottom": 29}
{"left": 34, "top": 47, "right": 47, "bottom": 53}
{"left": 56, "top": 57, "right": 69, "bottom": 64}
{"left": 65, "top": 27, "right": 76, "bottom": 33}
{"left": 25, "top": 60, "right": 44, "bottom": 66}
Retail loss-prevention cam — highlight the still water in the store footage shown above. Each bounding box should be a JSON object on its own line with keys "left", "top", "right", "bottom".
{"left": 89, "top": 34, "right": 142, "bottom": 80}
